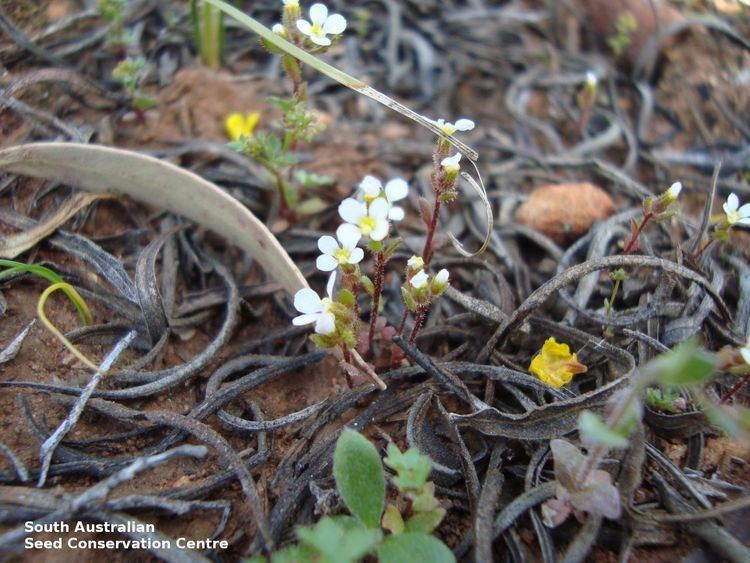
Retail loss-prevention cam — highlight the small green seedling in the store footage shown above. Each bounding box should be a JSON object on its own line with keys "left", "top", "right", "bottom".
{"left": 607, "top": 11, "right": 637, "bottom": 58}
{"left": 112, "top": 57, "right": 156, "bottom": 113}
{"left": 191, "top": 0, "right": 226, "bottom": 69}
{"left": 249, "top": 429, "right": 455, "bottom": 563}
{"left": 99, "top": 0, "right": 127, "bottom": 47}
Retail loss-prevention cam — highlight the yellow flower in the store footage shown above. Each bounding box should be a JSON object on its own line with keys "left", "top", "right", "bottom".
{"left": 529, "top": 337, "right": 587, "bottom": 388}
{"left": 225, "top": 112, "right": 260, "bottom": 142}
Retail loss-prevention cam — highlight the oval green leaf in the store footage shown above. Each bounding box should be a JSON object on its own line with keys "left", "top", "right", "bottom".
{"left": 377, "top": 533, "right": 455, "bottom": 563}
{"left": 333, "top": 429, "right": 385, "bottom": 529}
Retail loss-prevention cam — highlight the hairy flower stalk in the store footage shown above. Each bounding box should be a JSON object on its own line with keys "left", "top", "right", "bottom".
{"left": 369, "top": 250, "right": 385, "bottom": 347}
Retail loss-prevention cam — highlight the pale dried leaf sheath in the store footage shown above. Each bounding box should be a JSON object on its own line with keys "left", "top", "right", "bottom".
{"left": 0, "top": 192, "right": 110, "bottom": 258}
{"left": 0, "top": 143, "right": 308, "bottom": 294}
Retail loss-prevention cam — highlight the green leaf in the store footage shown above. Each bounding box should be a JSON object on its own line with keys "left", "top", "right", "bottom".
{"left": 296, "top": 197, "right": 328, "bottom": 215}
{"left": 646, "top": 387, "right": 682, "bottom": 414}
{"left": 333, "top": 429, "right": 386, "bottom": 528}
{"left": 404, "top": 507, "right": 446, "bottom": 534}
{"left": 377, "top": 533, "right": 455, "bottom": 563}
{"left": 381, "top": 504, "right": 404, "bottom": 535}
{"left": 644, "top": 338, "right": 717, "bottom": 387}
{"left": 0, "top": 260, "right": 91, "bottom": 324}
{"left": 297, "top": 516, "right": 380, "bottom": 563}
{"left": 383, "top": 443, "right": 432, "bottom": 491}
{"left": 295, "top": 169, "right": 335, "bottom": 188}
{"left": 270, "top": 544, "right": 317, "bottom": 563}
{"left": 578, "top": 411, "right": 629, "bottom": 448}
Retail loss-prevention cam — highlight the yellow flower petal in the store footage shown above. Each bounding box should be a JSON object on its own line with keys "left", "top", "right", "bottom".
{"left": 225, "top": 112, "right": 247, "bottom": 142}
{"left": 529, "top": 337, "right": 587, "bottom": 388}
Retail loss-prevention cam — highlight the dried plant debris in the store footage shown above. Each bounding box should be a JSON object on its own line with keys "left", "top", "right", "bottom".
{"left": 0, "top": 0, "right": 748, "bottom": 562}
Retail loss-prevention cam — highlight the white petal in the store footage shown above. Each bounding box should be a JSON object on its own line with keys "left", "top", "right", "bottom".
{"left": 388, "top": 206, "right": 405, "bottom": 221}
{"left": 315, "top": 312, "right": 336, "bottom": 335}
{"left": 292, "top": 313, "right": 318, "bottom": 326}
{"left": 369, "top": 197, "right": 390, "bottom": 220}
{"left": 336, "top": 223, "right": 362, "bottom": 249}
{"left": 741, "top": 346, "right": 750, "bottom": 365}
{"left": 317, "top": 235, "right": 339, "bottom": 255}
{"left": 309, "top": 34, "right": 331, "bottom": 46}
{"left": 323, "top": 13, "right": 347, "bottom": 34}
{"left": 272, "top": 23, "right": 285, "bottom": 34}
{"left": 359, "top": 175, "right": 382, "bottom": 197}
{"left": 370, "top": 218, "right": 389, "bottom": 241}
{"left": 349, "top": 247, "right": 364, "bottom": 264}
{"left": 385, "top": 178, "right": 408, "bottom": 202}
{"left": 668, "top": 182, "right": 682, "bottom": 197}
{"left": 410, "top": 270, "right": 428, "bottom": 288}
{"left": 738, "top": 217, "right": 750, "bottom": 226}
{"left": 738, "top": 203, "right": 750, "bottom": 218}
{"left": 316, "top": 254, "right": 338, "bottom": 271}
{"left": 441, "top": 153, "right": 461, "bottom": 170}
{"left": 435, "top": 269, "right": 449, "bottom": 283}
{"left": 339, "top": 198, "right": 366, "bottom": 224}
{"left": 326, "top": 271, "right": 337, "bottom": 298}
{"left": 454, "top": 119, "right": 475, "bottom": 131}
{"left": 294, "top": 288, "right": 322, "bottom": 314}
{"left": 296, "top": 19, "right": 312, "bottom": 36}
{"left": 725, "top": 193, "right": 739, "bottom": 214}
{"left": 309, "top": 3, "right": 328, "bottom": 25}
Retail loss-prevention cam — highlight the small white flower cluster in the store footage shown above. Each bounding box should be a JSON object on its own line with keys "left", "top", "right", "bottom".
{"left": 403, "top": 255, "right": 450, "bottom": 310}
{"left": 292, "top": 174, "right": 409, "bottom": 335}
{"left": 275, "top": 1, "right": 347, "bottom": 48}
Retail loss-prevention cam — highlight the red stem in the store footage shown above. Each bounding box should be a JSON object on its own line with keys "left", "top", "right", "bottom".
{"left": 623, "top": 212, "right": 653, "bottom": 254}
{"left": 422, "top": 197, "right": 443, "bottom": 265}
{"left": 694, "top": 238, "right": 716, "bottom": 260}
{"left": 368, "top": 251, "right": 385, "bottom": 349}
{"left": 720, "top": 371, "right": 750, "bottom": 404}
{"left": 408, "top": 305, "right": 427, "bottom": 343}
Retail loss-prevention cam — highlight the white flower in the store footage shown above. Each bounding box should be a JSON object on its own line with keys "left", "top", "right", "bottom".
{"left": 272, "top": 23, "right": 285, "bottom": 35}
{"left": 357, "top": 176, "right": 408, "bottom": 221}
{"left": 296, "top": 3, "right": 346, "bottom": 47}
{"left": 434, "top": 269, "right": 449, "bottom": 284}
{"left": 410, "top": 270, "right": 429, "bottom": 289}
{"left": 441, "top": 153, "right": 461, "bottom": 173}
{"left": 292, "top": 272, "right": 337, "bottom": 334}
{"left": 667, "top": 182, "right": 682, "bottom": 198}
{"left": 407, "top": 256, "right": 424, "bottom": 270}
{"left": 316, "top": 226, "right": 364, "bottom": 271}
{"left": 740, "top": 338, "right": 750, "bottom": 365}
{"left": 585, "top": 71, "right": 598, "bottom": 88}
{"left": 282, "top": 0, "right": 299, "bottom": 6}
{"left": 723, "top": 193, "right": 750, "bottom": 227}
{"left": 435, "top": 118, "right": 474, "bottom": 136}
{"left": 338, "top": 197, "right": 390, "bottom": 242}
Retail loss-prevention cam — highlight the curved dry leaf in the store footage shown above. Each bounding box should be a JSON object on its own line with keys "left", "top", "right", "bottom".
{"left": 0, "top": 192, "right": 110, "bottom": 258}
{"left": 0, "top": 142, "right": 308, "bottom": 294}
{"left": 449, "top": 170, "right": 492, "bottom": 258}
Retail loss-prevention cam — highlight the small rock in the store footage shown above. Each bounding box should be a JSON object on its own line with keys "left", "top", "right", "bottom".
{"left": 515, "top": 182, "right": 617, "bottom": 244}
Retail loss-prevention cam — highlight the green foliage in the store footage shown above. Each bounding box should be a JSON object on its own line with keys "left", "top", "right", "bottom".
{"left": 383, "top": 443, "right": 432, "bottom": 491}
{"left": 99, "top": 0, "right": 126, "bottom": 46}
{"left": 646, "top": 387, "right": 682, "bottom": 414}
{"left": 376, "top": 533, "right": 455, "bottom": 563}
{"left": 643, "top": 338, "right": 717, "bottom": 386}
{"left": 296, "top": 517, "right": 381, "bottom": 563}
{"left": 191, "top": 0, "right": 225, "bottom": 69}
{"left": 607, "top": 12, "right": 637, "bottom": 57}
{"left": 334, "top": 429, "right": 386, "bottom": 529}
{"left": 0, "top": 259, "right": 91, "bottom": 324}
{"left": 250, "top": 430, "right": 453, "bottom": 562}
{"left": 578, "top": 410, "right": 629, "bottom": 448}
{"left": 112, "top": 57, "right": 155, "bottom": 111}
{"left": 295, "top": 169, "right": 335, "bottom": 188}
